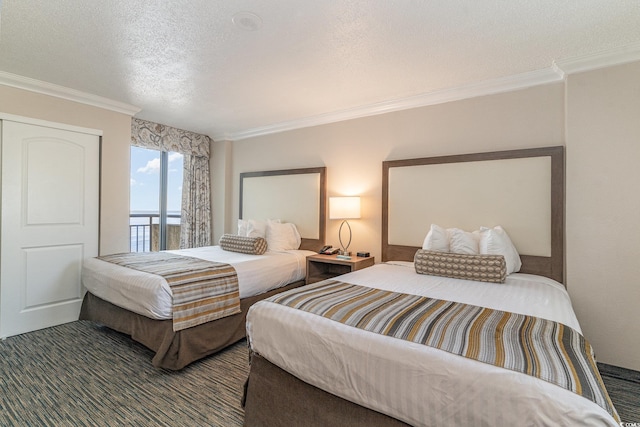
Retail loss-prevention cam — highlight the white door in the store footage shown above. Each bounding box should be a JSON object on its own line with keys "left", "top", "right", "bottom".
{"left": 0, "top": 120, "right": 99, "bottom": 338}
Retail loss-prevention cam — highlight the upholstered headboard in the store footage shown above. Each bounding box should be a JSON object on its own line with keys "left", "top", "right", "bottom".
{"left": 382, "top": 147, "right": 564, "bottom": 283}
{"left": 239, "top": 167, "right": 327, "bottom": 252}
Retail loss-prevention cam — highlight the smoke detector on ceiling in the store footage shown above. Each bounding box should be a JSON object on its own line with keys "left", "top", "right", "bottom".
{"left": 232, "top": 11, "right": 263, "bottom": 31}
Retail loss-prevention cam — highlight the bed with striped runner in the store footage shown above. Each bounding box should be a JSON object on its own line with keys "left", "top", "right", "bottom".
{"left": 270, "top": 280, "right": 620, "bottom": 422}
{"left": 98, "top": 252, "right": 240, "bottom": 331}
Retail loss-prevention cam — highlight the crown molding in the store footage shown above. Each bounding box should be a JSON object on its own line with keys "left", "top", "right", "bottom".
{"left": 553, "top": 41, "right": 640, "bottom": 75}
{"left": 219, "top": 42, "right": 640, "bottom": 142}
{"left": 0, "top": 70, "right": 141, "bottom": 116}
{"left": 217, "top": 67, "right": 564, "bottom": 141}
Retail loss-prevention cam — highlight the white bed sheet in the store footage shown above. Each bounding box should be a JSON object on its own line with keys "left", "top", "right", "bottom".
{"left": 246, "top": 262, "right": 618, "bottom": 427}
{"left": 82, "top": 246, "right": 315, "bottom": 319}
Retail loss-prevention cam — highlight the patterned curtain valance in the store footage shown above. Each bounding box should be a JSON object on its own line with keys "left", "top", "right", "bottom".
{"left": 131, "top": 117, "right": 210, "bottom": 158}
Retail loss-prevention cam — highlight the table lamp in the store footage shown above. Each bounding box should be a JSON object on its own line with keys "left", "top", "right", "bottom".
{"left": 329, "top": 196, "right": 361, "bottom": 256}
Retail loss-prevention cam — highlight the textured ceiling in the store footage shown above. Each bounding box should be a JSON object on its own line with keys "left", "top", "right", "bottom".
{"left": 1, "top": 1, "right": 640, "bottom": 140}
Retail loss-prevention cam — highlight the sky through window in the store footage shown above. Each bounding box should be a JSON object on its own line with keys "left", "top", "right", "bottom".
{"left": 130, "top": 146, "right": 183, "bottom": 215}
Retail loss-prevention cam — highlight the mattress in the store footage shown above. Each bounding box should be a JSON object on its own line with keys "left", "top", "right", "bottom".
{"left": 82, "top": 246, "right": 315, "bottom": 319}
{"left": 246, "top": 262, "right": 618, "bottom": 427}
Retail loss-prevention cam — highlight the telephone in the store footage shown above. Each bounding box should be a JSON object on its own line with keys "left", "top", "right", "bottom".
{"left": 319, "top": 245, "right": 339, "bottom": 255}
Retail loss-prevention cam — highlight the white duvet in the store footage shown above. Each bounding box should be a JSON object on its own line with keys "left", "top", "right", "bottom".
{"left": 82, "top": 246, "right": 315, "bottom": 319}
{"left": 246, "top": 262, "right": 618, "bottom": 426}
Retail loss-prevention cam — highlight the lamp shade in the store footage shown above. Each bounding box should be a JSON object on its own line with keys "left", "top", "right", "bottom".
{"left": 329, "top": 196, "right": 361, "bottom": 220}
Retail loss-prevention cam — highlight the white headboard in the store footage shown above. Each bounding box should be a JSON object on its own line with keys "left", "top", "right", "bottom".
{"left": 240, "top": 167, "right": 327, "bottom": 251}
{"left": 382, "top": 147, "right": 564, "bottom": 283}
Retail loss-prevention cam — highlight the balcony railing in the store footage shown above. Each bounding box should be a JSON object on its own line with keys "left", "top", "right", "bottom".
{"left": 129, "top": 213, "right": 181, "bottom": 252}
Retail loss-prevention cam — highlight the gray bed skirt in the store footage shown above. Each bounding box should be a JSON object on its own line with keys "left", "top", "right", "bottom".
{"left": 243, "top": 353, "right": 411, "bottom": 426}
{"left": 79, "top": 280, "right": 304, "bottom": 370}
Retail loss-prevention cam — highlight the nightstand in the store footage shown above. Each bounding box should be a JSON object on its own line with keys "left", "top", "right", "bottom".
{"left": 306, "top": 254, "right": 375, "bottom": 284}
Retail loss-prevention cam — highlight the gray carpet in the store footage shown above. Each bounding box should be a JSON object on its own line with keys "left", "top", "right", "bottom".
{"left": 1, "top": 321, "right": 638, "bottom": 426}
{"left": 599, "top": 362, "right": 640, "bottom": 424}
{"left": 0, "top": 321, "right": 247, "bottom": 426}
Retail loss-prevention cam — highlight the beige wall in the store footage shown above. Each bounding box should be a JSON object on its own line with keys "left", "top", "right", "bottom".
{"left": 566, "top": 61, "right": 640, "bottom": 371}
{"left": 211, "top": 140, "right": 234, "bottom": 243}
{"left": 0, "top": 85, "right": 132, "bottom": 255}
{"left": 223, "top": 83, "right": 565, "bottom": 263}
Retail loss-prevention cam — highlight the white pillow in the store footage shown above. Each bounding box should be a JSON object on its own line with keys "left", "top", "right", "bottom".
{"left": 238, "top": 219, "right": 280, "bottom": 238}
{"left": 422, "top": 224, "right": 450, "bottom": 252}
{"left": 237, "top": 219, "right": 249, "bottom": 237}
{"left": 266, "top": 221, "right": 301, "bottom": 251}
{"left": 449, "top": 228, "right": 480, "bottom": 255}
{"left": 479, "top": 226, "right": 522, "bottom": 274}
{"left": 246, "top": 220, "right": 268, "bottom": 239}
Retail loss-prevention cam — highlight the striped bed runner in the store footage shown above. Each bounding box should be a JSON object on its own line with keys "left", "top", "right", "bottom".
{"left": 98, "top": 252, "right": 240, "bottom": 331}
{"left": 270, "top": 280, "right": 620, "bottom": 422}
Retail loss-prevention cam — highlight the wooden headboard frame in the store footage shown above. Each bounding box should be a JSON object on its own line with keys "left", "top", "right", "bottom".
{"left": 382, "top": 146, "right": 565, "bottom": 284}
{"left": 239, "top": 167, "right": 327, "bottom": 252}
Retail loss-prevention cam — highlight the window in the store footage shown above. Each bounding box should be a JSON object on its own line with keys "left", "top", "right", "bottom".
{"left": 130, "top": 146, "right": 183, "bottom": 252}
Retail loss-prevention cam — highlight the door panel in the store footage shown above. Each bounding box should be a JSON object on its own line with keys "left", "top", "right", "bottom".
{"left": 26, "top": 138, "right": 85, "bottom": 225}
{"left": 1, "top": 120, "right": 99, "bottom": 338}
{"left": 25, "top": 245, "right": 84, "bottom": 307}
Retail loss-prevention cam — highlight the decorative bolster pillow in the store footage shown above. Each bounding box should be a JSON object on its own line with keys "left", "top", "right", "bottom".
{"left": 219, "top": 234, "right": 268, "bottom": 255}
{"left": 414, "top": 249, "right": 506, "bottom": 283}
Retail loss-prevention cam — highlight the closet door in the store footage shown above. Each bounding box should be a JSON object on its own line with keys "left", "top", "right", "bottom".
{"left": 0, "top": 120, "right": 99, "bottom": 338}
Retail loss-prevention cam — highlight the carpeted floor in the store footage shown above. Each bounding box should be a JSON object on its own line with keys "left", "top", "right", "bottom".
{"left": 599, "top": 362, "right": 640, "bottom": 424}
{"left": 0, "top": 321, "right": 247, "bottom": 426}
{"left": 1, "top": 321, "right": 638, "bottom": 426}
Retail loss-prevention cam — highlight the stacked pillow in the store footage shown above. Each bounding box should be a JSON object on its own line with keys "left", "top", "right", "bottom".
{"left": 421, "top": 224, "right": 521, "bottom": 275}
{"left": 265, "top": 221, "right": 301, "bottom": 251}
{"left": 237, "top": 218, "right": 301, "bottom": 251}
{"left": 237, "top": 218, "right": 280, "bottom": 239}
{"left": 478, "top": 225, "right": 522, "bottom": 274}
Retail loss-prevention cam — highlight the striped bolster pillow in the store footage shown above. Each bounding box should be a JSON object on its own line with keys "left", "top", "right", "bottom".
{"left": 219, "top": 234, "right": 268, "bottom": 255}
{"left": 414, "top": 249, "right": 507, "bottom": 283}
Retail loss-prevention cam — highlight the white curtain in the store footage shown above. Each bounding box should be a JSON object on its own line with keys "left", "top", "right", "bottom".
{"left": 131, "top": 118, "right": 212, "bottom": 248}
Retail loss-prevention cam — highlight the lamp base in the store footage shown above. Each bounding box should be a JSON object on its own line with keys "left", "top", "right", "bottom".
{"left": 338, "top": 220, "right": 353, "bottom": 257}
{"left": 336, "top": 254, "right": 352, "bottom": 260}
